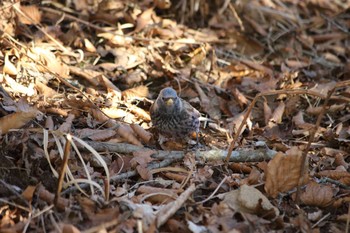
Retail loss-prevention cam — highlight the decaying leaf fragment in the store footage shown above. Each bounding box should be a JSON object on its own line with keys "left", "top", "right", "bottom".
{"left": 265, "top": 147, "right": 309, "bottom": 198}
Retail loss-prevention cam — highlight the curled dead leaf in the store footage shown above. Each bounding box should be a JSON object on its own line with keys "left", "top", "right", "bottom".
{"left": 0, "top": 110, "right": 38, "bottom": 135}
{"left": 267, "top": 101, "right": 285, "bottom": 127}
{"left": 263, "top": 99, "right": 272, "bottom": 126}
{"left": 101, "top": 107, "right": 129, "bottom": 119}
{"left": 84, "top": 38, "right": 96, "bottom": 52}
{"left": 35, "top": 81, "right": 60, "bottom": 98}
{"left": 116, "top": 124, "right": 143, "bottom": 146}
{"left": 265, "top": 147, "right": 309, "bottom": 198}
{"left": 223, "top": 184, "right": 279, "bottom": 220}
{"left": 299, "top": 182, "right": 333, "bottom": 207}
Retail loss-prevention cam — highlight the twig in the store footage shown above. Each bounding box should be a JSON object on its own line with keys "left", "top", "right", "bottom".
{"left": 83, "top": 141, "right": 276, "bottom": 162}
{"left": 156, "top": 184, "right": 196, "bottom": 227}
{"left": 295, "top": 81, "right": 350, "bottom": 204}
{"left": 229, "top": 3, "right": 245, "bottom": 31}
{"left": 346, "top": 204, "right": 350, "bottom": 233}
{"left": 318, "top": 177, "right": 350, "bottom": 190}
{"left": 54, "top": 134, "right": 72, "bottom": 207}
{"left": 312, "top": 212, "right": 330, "bottom": 229}
{"left": 196, "top": 176, "right": 228, "bottom": 204}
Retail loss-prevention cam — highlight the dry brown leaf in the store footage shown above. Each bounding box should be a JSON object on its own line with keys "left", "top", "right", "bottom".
{"left": 265, "top": 147, "right": 309, "bottom": 198}
{"left": 292, "top": 111, "right": 314, "bottom": 129}
{"left": 334, "top": 154, "right": 348, "bottom": 169}
{"left": 0, "top": 110, "right": 38, "bottom": 135}
{"left": 333, "top": 196, "right": 350, "bottom": 208}
{"left": 137, "top": 185, "right": 177, "bottom": 204}
{"left": 35, "top": 81, "right": 60, "bottom": 98}
{"left": 130, "top": 124, "right": 152, "bottom": 143}
{"left": 246, "top": 167, "right": 261, "bottom": 185}
{"left": 263, "top": 99, "right": 272, "bottom": 126}
{"left": 69, "top": 66, "right": 101, "bottom": 86}
{"left": 309, "top": 81, "right": 336, "bottom": 97}
{"left": 223, "top": 184, "right": 279, "bottom": 219}
{"left": 320, "top": 147, "right": 346, "bottom": 157}
{"left": 27, "top": 47, "right": 69, "bottom": 78}
{"left": 46, "top": 107, "right": 69, "bottom": 117}
{"left": 45, "top": 116, "right": 54, "bottom": 130}
{"left": 227, "top": 111, "right": 252, "bottom": 136}
{"left": 122, "top": 85, "right": 149, "bottom": 101}
{"left": 299, "top": 182, "right": 333, "bottom": 207}
{"left": 83, "top": 38, "right": 96, "bottom": 52}
{"left": 97, "top": 28, "right": 132, "bottom": 47}
{"left": 285, "top": 59, "right": 309, "bottom": 69}
{"left": 317, "top": 170, "right": 350, "bottom": 184}
{"left": 163, "top": 172, "right": 187, "bottom": 183}
{"left": 195, "top": 83, "right": 221, "bottom": 120}
{"left": 76, "top": 129, "right": 116, "bottom": 141}
{"left": 98, "top": 75, "right": 122, "bottom": 99}
{"left": 267, "top": 101, "right": 285, "bottom": 127}
{"left": 136, "top": 165, "right": 153, "bottom": 180}
{"left": 78, "top": 197, "right": 119, "bottom": 224}
{"left": 134, "top": 8, "right": 160, "bottom": 33}
{"left": 61, "top": 224, "right": 81, "bottom": 233}
{"left": 21, "top": 185, "right": 38, "bottom": 203}
{"left": 194, "top": 166, "right": 214, "bottom": 183}
{"left": 37, "top": 185, "right": 69, "bottom": 210}
{"left": 307, "top": 104, "right": 345, "bottom": 115}
{"left": 101, "top": 107, "right": 129, "bottom": 119}
{"left": 17, "top": 5, "right": 41, "bottom": 25}
{"left": 130, "top": 150, "right": 154, "bottom": 168}
{"left": 126, "top": 104, "right": 151, "bottom": 122}
{"left": 240, "top": 59, "right": 273, "bottom": 77}
{"left": 58, "top": 114, "right": 75, "bottom": 133}
{"left": 232, "top": 87, "right": 249, "bottom": 107}
{"left": 116, "top": 124, "right": 142, "bottom": 146}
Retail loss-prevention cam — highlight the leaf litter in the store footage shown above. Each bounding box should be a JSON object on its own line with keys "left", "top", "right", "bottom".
{"left": 0, "top": 0, "right": 349, "bottom": 232}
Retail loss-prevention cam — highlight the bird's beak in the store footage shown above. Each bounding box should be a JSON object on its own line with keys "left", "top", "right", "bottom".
{"left": 164, "top": 98, "right": 174, "bottom": 106}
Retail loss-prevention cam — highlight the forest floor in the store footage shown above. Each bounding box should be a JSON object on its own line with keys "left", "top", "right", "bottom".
{"left": 0, "top": 0, "right": 349, "bottom": 232}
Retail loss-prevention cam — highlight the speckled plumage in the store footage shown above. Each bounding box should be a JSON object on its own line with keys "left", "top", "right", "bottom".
{"left": 150, "top": 87, "right": 200, "bottom": 137}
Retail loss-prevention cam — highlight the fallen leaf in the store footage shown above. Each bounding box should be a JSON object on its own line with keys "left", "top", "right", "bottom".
{"left": 0, "top": 110, "right": 38, "bottom": 135}
{"left": 299, "top": 182, "right": 333, "bottom": 207}
{"left": 265, "top": 147, "right": 309, "bottom": 198}
{"left": 223, "top": 184, "right": 279, "bottom": 219}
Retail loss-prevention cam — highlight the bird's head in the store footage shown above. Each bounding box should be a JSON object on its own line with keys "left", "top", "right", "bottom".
{"left": 156, "top": 87, "right": 182, "bottom": 113}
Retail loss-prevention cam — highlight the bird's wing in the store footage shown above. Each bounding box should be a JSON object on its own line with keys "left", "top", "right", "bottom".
{"left": 182, "top": 98, "right": 200, "bottom": 118}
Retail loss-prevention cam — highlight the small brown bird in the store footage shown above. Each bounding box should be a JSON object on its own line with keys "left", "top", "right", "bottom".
{"left": 150, "top": 87, "right": 200, "bottom": 140}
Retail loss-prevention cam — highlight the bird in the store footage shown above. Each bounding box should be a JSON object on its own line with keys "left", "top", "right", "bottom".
{"left": 150, "top": 87, "right": 200, "bottom": 141}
